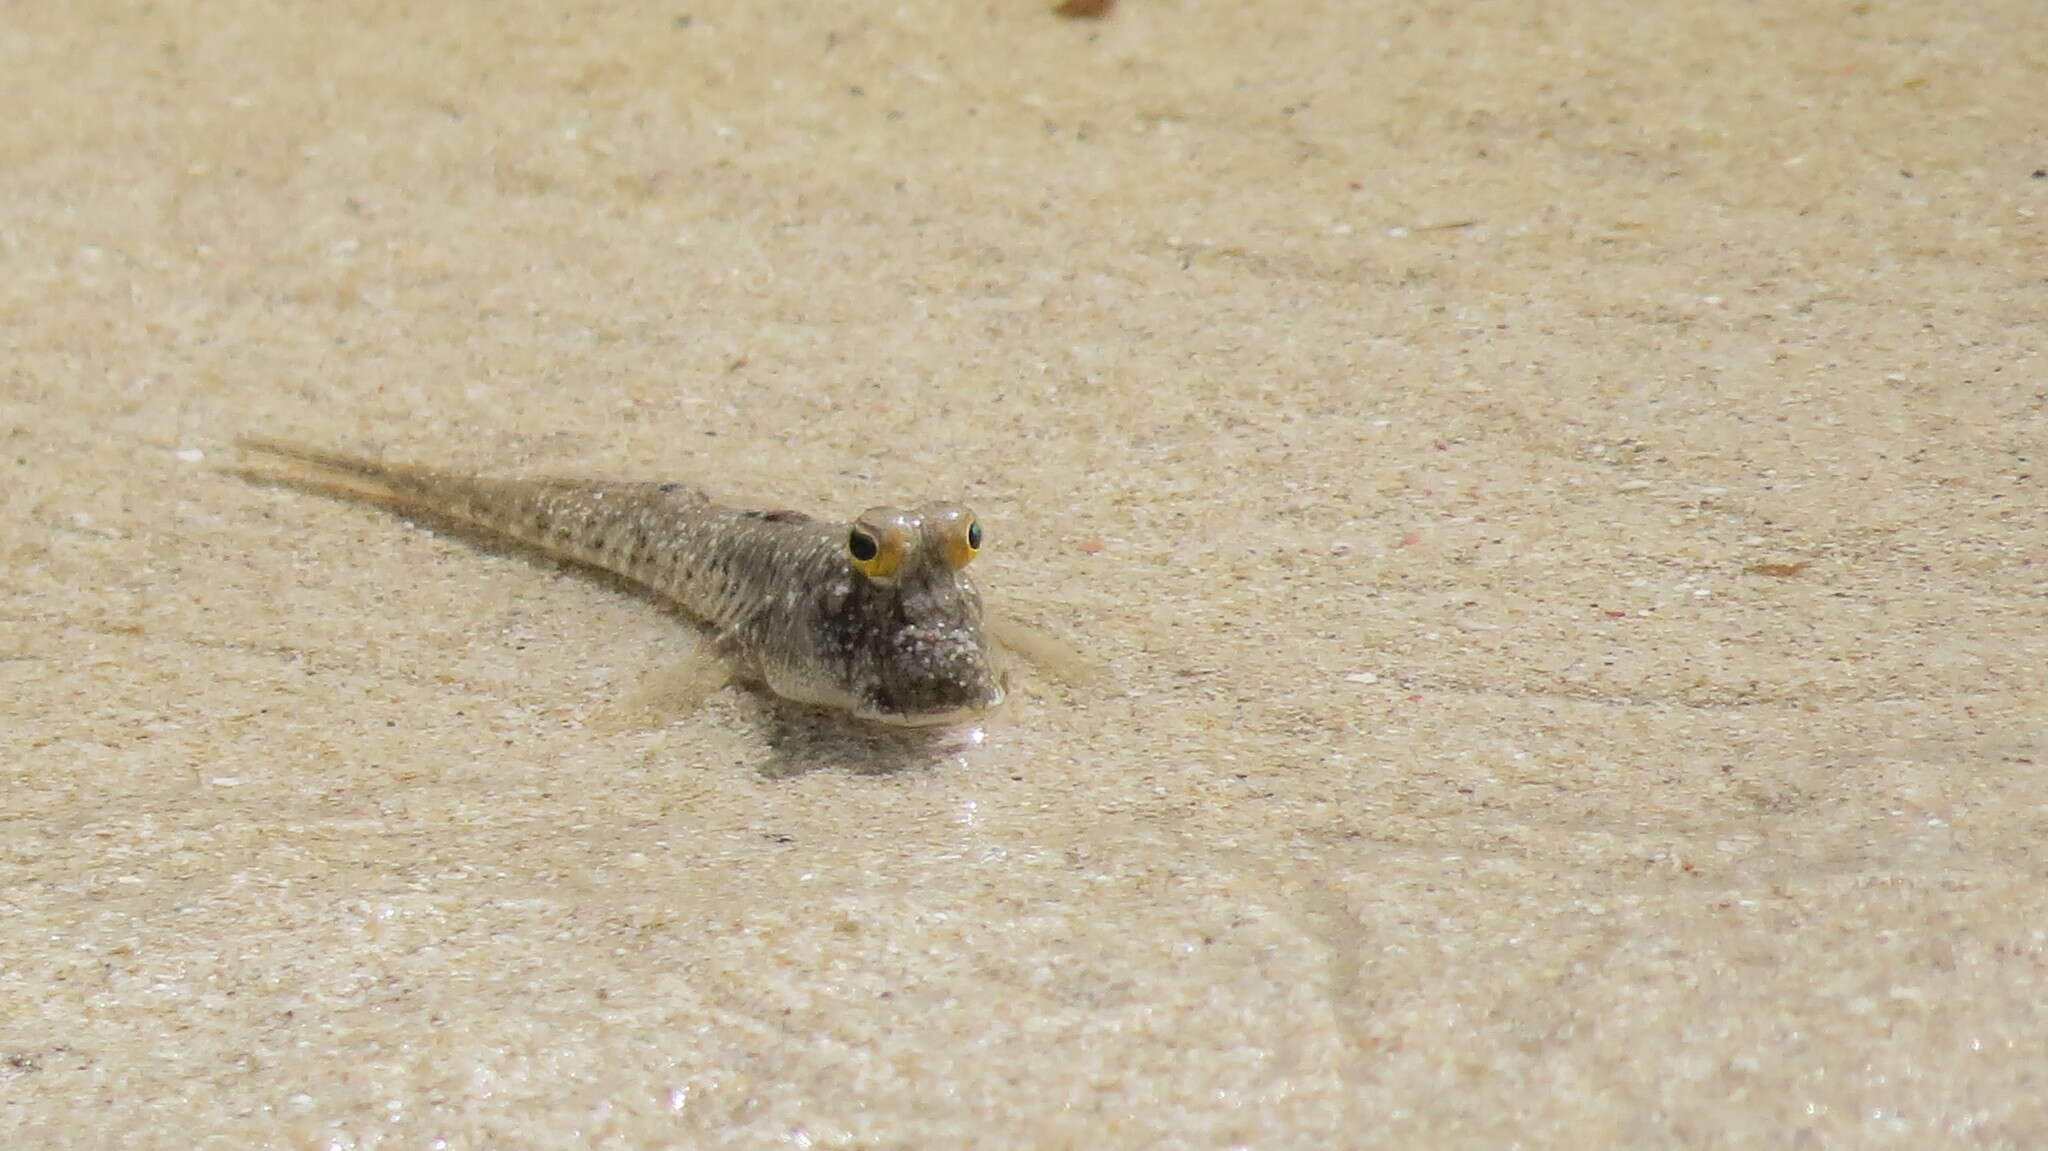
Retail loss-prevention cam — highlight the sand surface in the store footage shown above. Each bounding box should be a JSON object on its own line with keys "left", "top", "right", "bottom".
{"left": 4, "top": 1, "right": 2045, "bottom": 1145}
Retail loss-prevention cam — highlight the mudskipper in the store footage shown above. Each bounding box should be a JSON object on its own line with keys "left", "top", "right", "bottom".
{"left": 237, "top": 440, "right": 1009, "bottom": 727}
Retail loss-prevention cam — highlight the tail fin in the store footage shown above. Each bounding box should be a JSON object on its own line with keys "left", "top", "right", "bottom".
{"left": 233, "top": 437, "right": 439, "bottom": 504}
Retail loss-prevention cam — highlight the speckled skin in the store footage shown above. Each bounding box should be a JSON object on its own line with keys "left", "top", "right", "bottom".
{"left": 240, "top": 441, "right": 1006, "bottom": 726}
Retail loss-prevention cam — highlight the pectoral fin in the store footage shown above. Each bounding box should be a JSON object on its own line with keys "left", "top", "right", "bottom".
{"left": 989, "top": 613, "right": 1102, "bottom": 688}
{"left": 592, "top": 647, "right": 738, "bottom": 732}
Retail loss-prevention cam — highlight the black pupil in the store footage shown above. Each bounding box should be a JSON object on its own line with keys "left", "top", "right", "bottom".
{"left": 848, "top": 529, "right": 879, "bottom": 562}
{"left": 967, "top": 521, "right": 982, "bottom": 550}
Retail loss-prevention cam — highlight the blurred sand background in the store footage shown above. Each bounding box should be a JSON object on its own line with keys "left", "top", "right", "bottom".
{"left": 3, "top": 0, "right": 2045, "bottom": 1145}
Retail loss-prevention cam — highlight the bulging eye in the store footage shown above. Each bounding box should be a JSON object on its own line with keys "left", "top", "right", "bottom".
{"left": 848, "top": 521, "right": 905, "bottom": 579}
{"left": 942, "top": 513, "right": 982, "bottom": 570}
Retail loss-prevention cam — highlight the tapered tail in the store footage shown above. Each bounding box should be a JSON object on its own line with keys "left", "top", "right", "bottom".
{"left": 233, "top": 436, "right": 443, "bottom": 503}
{"left": 234, "top": 438, "right": 724, "bottom": 609}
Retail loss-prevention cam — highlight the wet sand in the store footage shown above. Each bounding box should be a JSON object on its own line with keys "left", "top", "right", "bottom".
{"left": 4, "top": 1, "right": 2045, "bottom": 1145}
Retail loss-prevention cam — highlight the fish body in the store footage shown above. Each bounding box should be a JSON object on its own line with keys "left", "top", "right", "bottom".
{"left": 239, "top": 440, "right": 1006, "bottom": 726}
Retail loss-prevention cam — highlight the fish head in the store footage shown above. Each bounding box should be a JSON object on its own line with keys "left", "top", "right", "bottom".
{"left": 841, "top": 502, "right": 1006, "bottom": 726}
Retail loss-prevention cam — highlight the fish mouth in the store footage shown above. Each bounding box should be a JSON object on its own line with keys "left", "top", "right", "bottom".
{"left": 856, "top": 686, "right": 1007, "bottom": 729}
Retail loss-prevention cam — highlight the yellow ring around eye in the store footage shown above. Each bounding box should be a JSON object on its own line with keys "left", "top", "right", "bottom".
{"left": 849, "top": 526, "right": 905, "bottom": 579}
{"left": 942, "top": 517, "right": 981, "bottom": 570}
